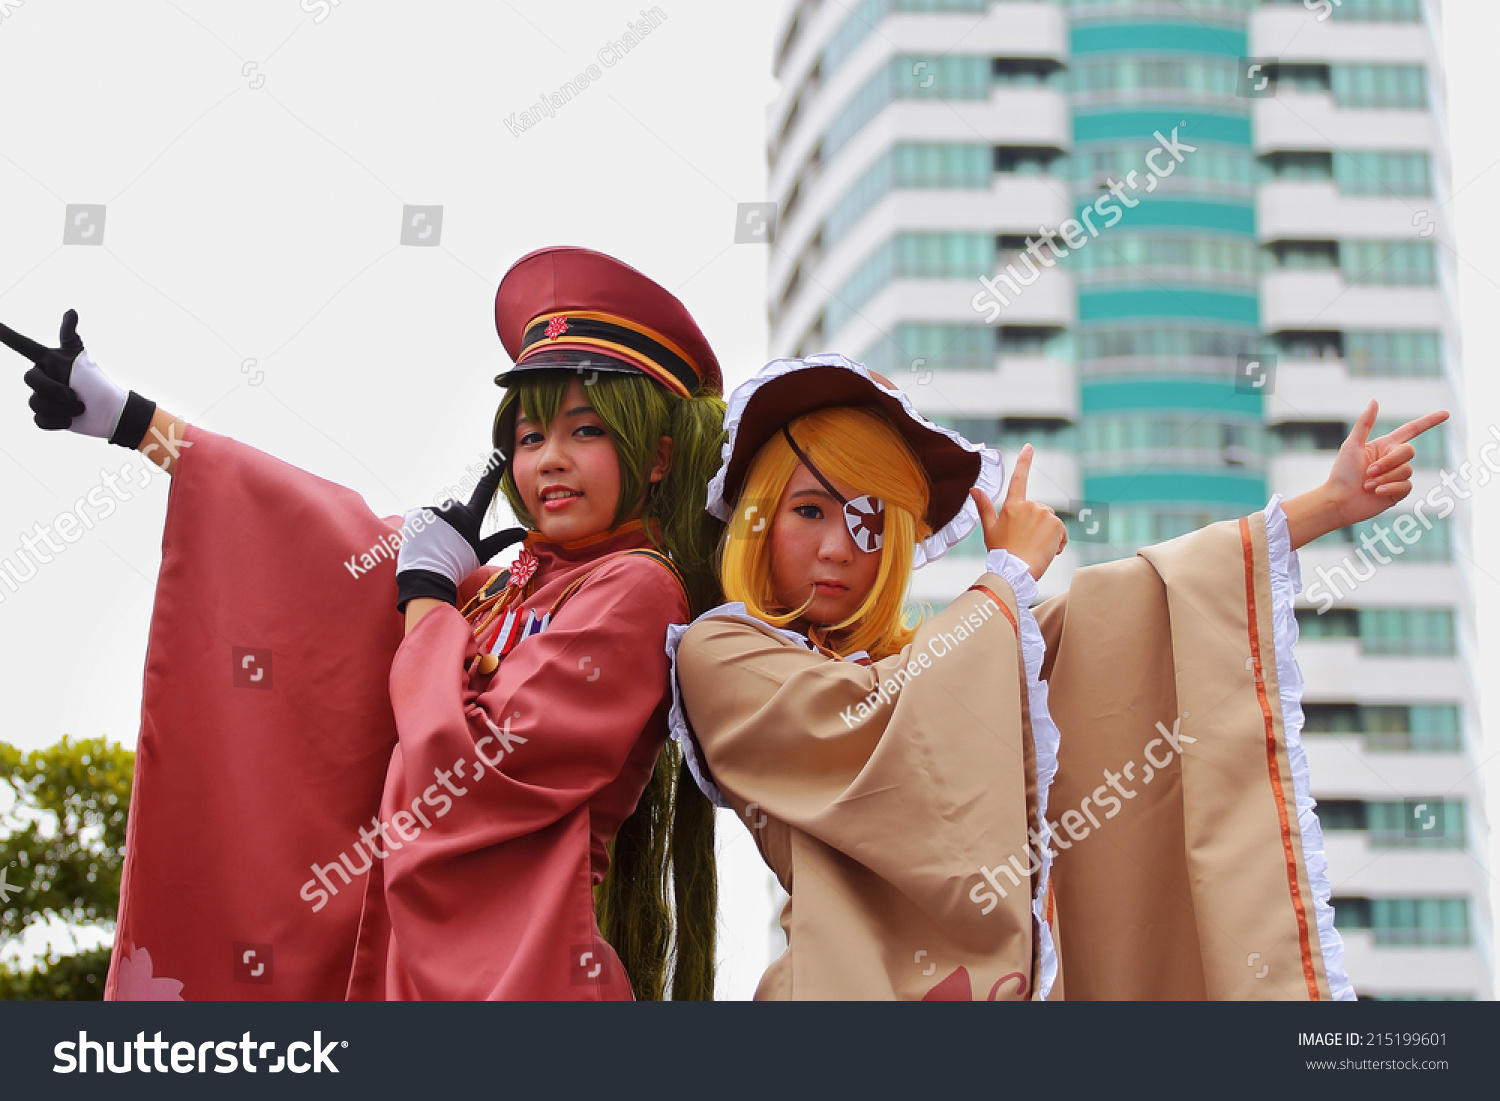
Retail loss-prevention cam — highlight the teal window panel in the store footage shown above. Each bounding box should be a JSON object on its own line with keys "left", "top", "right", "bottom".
{"left": 1082, "top": 472, "right": 1269, "bottom": 508}
{"left": 1078, "top": 142, "right": 1256, "bottom": 191}
{"left": 1080, "top": 324, "right": 1260, "bottom": 361}
{"left": 1084, "top": 198, "right": 1257, "bottom": 235}
{"left": 1078, "top": 287, "right": 1260, "bottom": 325}
{"left": 824, "top": 144, "right": 991, "bottom": 249}
{"left": 1081, "top": 377, "right": 1262, "bottom": 414}
{"left": 1344, "top": 329, "right": 1444, "bottom": 377}
{"left": 1334, "top": 151, "right": 1433, "bottom": 197}
{"left": 825, "top": 55, "right": 991, "bottom": 159}
{"left": 1070, "top": 56, "right": 1240, "bottom": 96}
{"left": 1070, "top": 22, "right": 1247, "bottom": 58}
{"left": 1344, "top": 240, "right": 1439, "bottom": 286}
{"left": 1072, "top": 110, "right": 1251, "bottom": 146}
{"left": 860, "top": 322, "right": 996, "bottom": 374}
{"left": 1068, "top": 233, "right": 1259, "bottom": 278}
{"left": 821, "top": 0, "right": 989, "bottom": 78}
{"left": 1331, "top": 64, "right": 1427, "bottom": 109}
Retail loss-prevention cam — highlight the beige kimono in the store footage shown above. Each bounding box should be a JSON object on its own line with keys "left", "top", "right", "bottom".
{"left": 673, "top": 507, "right": 1350, "bottom": 1001}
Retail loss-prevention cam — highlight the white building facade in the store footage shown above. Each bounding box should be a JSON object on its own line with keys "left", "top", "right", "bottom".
{"left": 766, "top": 0, "right": 1489, "bottom": 999}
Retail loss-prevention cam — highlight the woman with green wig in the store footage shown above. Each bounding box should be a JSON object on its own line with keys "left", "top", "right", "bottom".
{"left": 2, "top": 246, "right": 725, "bottom": 1001}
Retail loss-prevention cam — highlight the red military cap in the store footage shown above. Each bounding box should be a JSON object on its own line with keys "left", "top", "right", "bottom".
{"left": 494, "top": 246, "right": 722, "bottom": 398}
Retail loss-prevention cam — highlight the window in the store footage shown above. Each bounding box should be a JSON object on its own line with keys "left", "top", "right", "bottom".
{"left": 1335, "top": 151, "right": 1433, "bottom": 197}
{"left": 1269, "top": 239, "right": 1340, "bottom": 270}
{"left": 826, "top": 232, "right": 994, "bottom": 336}
{"left": 1261, "top": 0, "right": 1423, "bottom": 18}
{"left": 1271, "top": 63, "right": 1332, "bottom": 96}
{"left": 1313, "top": 514, "right": 1453, "bottom": 563}
{"left": 1344, "top": 241, "right": 1438, "bottom": 286}
{"left": 821, "top": 0, "right": 989, "bottom": 79}
{"left": 992, "top": 58, "right": 1064, "bottom": 87}
{"left": 1346, "top": 330, "right": 1443, "bottom": 376}
{"left": 1081, "top": 416, "right": 1265, "bottom": 470}
{"left": 1068, "top": 0, "right": 1255, "bottom": 11}
{"left": 1272, "top": 421, "right": 1347, "bottom": 452}
{"left": 1272, "top": 329, "right": 1342, "bottom": 360}
{"left": 1070, "top": 56, "right": 1238, "bottom": 98}
{"left": 1296, "top": 608, "right": 1360, "bottom": 640}
{"left": 825, "top": 55, "right": 991, "bottom": 159}
{"left": 1333, "top": 897, "right": 1470, "bottom": 947}
{"left": 1079, "top": 325, "right": 1260, "bottom": 363}
{"left": 1298, "top": 608, "right": 1457, "bottom": 656}
{"left": 1329, "top": 0, "right": 1425, "bottom": 23}
{"left": 1075, "top": 143, "right": 1255, "bottom": 193}
{"left": 1070, "top": 234, "right": 1258, "bottom": 283}
{"left": 999, "top": 325, "right": 1067, "bottom": 356}
{"left": 1365, "top": 800, "right": 1466, "bottom": 848}
{"left": 1322, "top": 799, "right": 1467, "bottom": 849}
{"left": 1303, "top": 703, "right": 1463, "bottom": 752}
{"left": 1360, "top": 608, "right": 1456, "bottom": 657}
{"left": 860, "top": 322, "right": 995, "bottom": 375}
{"left": 824, "top": 144, "right": 991, "bottom": 248}
{"left": 1332, "top": 64, "right": 1427, "bottom": 109}
{"left": 930, "top": 416, "right": 1077, "bottom": 452}
{"left": 1262, "top": 150, "right": 1334, "bottom": 181}
{"left": 995, "top": 145, "right": 1066, "bottom": 175}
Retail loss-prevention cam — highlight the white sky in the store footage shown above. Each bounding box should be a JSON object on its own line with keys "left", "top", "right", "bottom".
{"left": 0, "top": 0, "right": 1495, "bottom": 999}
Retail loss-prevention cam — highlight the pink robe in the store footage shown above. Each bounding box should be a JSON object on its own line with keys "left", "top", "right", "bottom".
{"left": 106, "top": 427, "right": 686, "bottom": 1001}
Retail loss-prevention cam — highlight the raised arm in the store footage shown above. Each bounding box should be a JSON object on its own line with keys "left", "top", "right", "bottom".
{"left": 970, "top": 443, "right": 1069, "bottom": 580}
{"left": 1281, "top": 400, "right": 1449, "bottom": 549}
{"left": 2, "top": 309, "right": 189, "bottom": 475}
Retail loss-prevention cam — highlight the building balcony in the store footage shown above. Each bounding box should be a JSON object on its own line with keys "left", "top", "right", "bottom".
{"left": 1249, "top": 9, "right": 1443, "bottom": 70}
{"left": 1322, "top": 835, "right": 1488, "bottom": 900}
{"left": 1260, "top": 270, "right": 1451, "bottom": 333}
{"left": 800, "top": 272, "right": 1074, "bottom": 363}
{"left": 1258, "top": 179, "right": 1451, "bottom": 247}
{"left": 1291, "top": 640, "right": 1471, "bottom": 705}
{"left": 1253, "top": 94, "right": 1441, "bottom": 156}
{"left": 1303, "top": 738, "right": 1483, "bottom": 802}
{"left": 1265, "top": 359, "right": 1453, "bottom": 424}
{"left": 1336, "top": 931, "right": 1491, "bottom": 999}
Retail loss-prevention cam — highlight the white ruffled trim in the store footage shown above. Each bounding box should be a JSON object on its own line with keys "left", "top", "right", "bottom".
{"left": 665, "top": 602, "right": 814, "bottom": 809}
{"left": 984, "top": 549, "right": 1060, "bottom": 1001}
{"left": 707, "top": 353, "right": 1005, "bottom": 569}
{"left": 1263, "top": 495, "right": 1355, "bottom": 1001}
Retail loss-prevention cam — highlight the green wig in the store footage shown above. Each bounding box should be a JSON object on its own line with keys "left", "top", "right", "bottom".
{"left": 492, "top": 368, "right": 724, "bottom": 1000}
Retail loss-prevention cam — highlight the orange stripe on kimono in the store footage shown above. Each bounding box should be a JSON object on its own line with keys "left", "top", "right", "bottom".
{"left": 671, "top": 504, "right": 1351, "bottom": 1001}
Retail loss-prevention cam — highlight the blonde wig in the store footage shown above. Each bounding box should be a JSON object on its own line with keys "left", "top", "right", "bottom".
{"left": 720, "top": 405, "right": 933, "bottom": 660}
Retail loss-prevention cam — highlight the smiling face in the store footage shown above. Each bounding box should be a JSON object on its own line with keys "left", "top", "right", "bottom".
{"left": 509, "top": 378, "right": 627, "bottom": 544}
{"left": 769, "top": 462, "right": 883, "bottom": 628}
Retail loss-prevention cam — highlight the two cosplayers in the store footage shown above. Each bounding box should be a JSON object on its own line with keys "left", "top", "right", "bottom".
{"left": 3, "top": 245, "right": 1445, "bottom": 1000}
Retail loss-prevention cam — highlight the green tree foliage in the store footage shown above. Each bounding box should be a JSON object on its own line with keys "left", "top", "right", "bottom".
{"left": 0, "top": 736, "right": 134, "bottom": 1000}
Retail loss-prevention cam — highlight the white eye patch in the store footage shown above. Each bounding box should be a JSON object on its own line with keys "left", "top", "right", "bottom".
{"left": 844, "top": 495, "right": 885, "bottom": 553}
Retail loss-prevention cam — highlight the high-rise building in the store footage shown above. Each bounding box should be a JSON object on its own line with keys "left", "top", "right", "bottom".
{"left": 766, "top": 0, "right": 1488, "bottom": 998}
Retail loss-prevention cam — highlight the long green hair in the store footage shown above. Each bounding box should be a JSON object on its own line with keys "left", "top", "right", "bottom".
{"left": 492, "top": 368, "right": 724, "bottom": 1000}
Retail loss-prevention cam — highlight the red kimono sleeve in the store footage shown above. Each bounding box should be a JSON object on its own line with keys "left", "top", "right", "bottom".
{"left": 348, "top": 554, "right": 688, "bottom": 1000}
{"left": 107, "top": 426, "right": 413, "bottom": 1001}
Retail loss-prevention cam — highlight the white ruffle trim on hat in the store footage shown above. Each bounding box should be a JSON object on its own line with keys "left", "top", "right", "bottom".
{"left": 665, "top": 602, "right": 815, "bottom": 809}
{"left": 1264, "top": 495, "right": 1356, "bottom": 1001}
{"left": 984, "top": 548, "right": 1059, "bottom": 1001}
{"left": 707, "top": 353, "right": 1005, "bottom": 569}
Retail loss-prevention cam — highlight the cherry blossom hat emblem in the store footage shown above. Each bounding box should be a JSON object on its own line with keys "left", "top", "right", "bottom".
{"left": 707, "top": 353, "right": 1004, "bottom": 568}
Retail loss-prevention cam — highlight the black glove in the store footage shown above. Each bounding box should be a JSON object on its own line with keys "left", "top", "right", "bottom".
{"left": 0, "top": 310, "right": 156, "bottom": 447}
{"left": 395, "top": 452, "right": 526, "bottom": 612}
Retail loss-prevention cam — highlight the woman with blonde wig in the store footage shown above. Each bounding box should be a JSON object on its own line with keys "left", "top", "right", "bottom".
{"left": 670, "top": 353, "right": 1447, "bottom": 1002}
